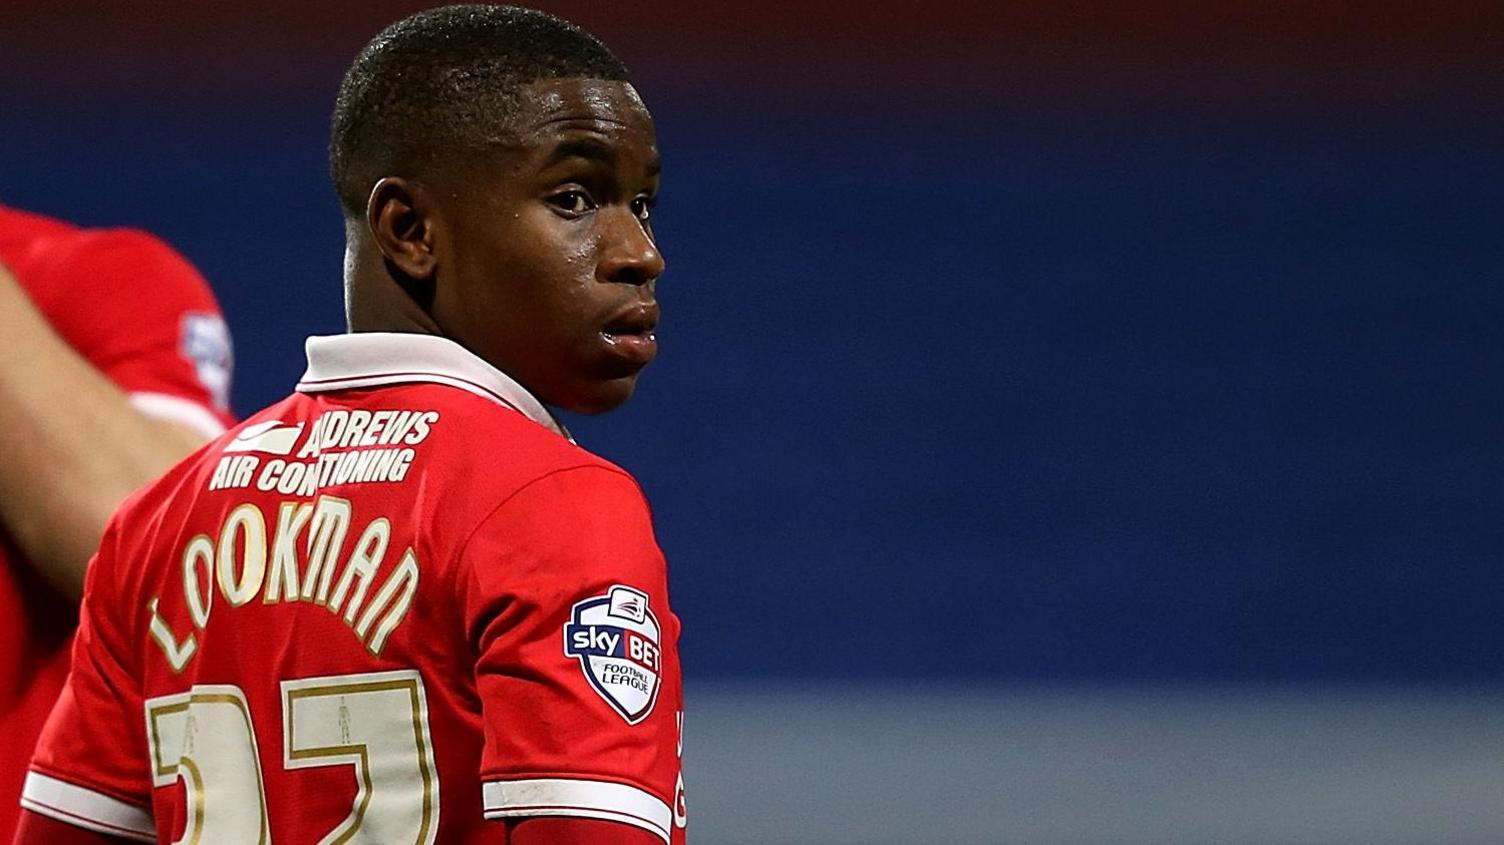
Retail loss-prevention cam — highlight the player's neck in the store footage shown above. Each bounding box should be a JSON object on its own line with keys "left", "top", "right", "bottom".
{"left": 343, "top": 241, "right": 442, "bottom": 336}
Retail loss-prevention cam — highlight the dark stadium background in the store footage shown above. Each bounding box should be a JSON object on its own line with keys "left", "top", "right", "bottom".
{"left": 3, "top": 3, "right": 1501, "bottom": 842}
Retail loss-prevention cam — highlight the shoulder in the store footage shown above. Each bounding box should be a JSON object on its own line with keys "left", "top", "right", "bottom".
{"left": 41, "top": 227, "right": 215, "bottom": 301}
{"left": 452, "top": 456, "right": 665, "bottom": 628}
{"left": 500, "top": 444, "right": 646, "bottom": 532}
{"left": 10, "top": 221, "right": 222, "bottom": 352}
{"left": 0, "top": 207, "right": 77, "bottom": 293}
{"left": 109, "top": 434, "right": 225, "bottom": 536}
{"left": 0, "top": 213, "right": 207, "bottom": 298}
{"left": 2, "top": 216, "right": 214, "bottom": 312}
{"left": 416, "top": 386, "right": 632, "bottom": 495}
{"left": 459, "top": 456, "right": 654, "bottom": 563}
{"left": 108, "top": 400, "right": 294, "bottom": 540}
{"left": 501, "top": 461, "right": 647, "bottom": 520}
{"left": 403, "top": 395, "right": 651, "bottom": 542}
{"left": 89, "top": 450, "right": 213, "bottom": 606}
{"left": 0, "top": 205, "right": 78, "bottom": 250}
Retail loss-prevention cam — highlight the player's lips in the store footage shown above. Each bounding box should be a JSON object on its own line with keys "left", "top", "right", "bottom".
{"left": 600, "top": 302, "right": 659, "bottom": 365}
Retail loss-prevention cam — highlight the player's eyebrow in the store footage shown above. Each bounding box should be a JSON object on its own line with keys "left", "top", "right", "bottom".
{"left": 545, "top": 138, "right": 661, "bottom": 181}
{"left": 546, "top": 137, "right": 619, "bottom": 167}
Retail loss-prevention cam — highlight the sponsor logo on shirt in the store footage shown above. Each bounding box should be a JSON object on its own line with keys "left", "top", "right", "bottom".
{"left": 223, "top": 420, "right": 305, "bottom": 455}
{"left": 206, "top": 409, "right": 439, "bottom": 493}
{"left": 564, "top": 585, "right": 662, "bottom": 724}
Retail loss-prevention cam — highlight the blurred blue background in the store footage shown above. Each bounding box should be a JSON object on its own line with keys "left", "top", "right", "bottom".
{"left": 4, "top": 2, "right": 1502, "bottom": 840}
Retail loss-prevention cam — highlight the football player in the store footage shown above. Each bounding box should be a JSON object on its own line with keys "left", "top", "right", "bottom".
{"left": 18, "top": 5, "right": 683, "bottom": 844}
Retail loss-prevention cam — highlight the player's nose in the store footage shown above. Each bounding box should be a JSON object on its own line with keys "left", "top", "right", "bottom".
{"left": 597, "top": 210, "right": 665, "bottom": 287}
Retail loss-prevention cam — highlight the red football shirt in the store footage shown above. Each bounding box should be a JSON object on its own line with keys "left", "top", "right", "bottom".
{"left": 23, "top": 333, "right": 687, "bottom": 844}
{"left": 0, "top": 206, "right": 233, "bottom": 842}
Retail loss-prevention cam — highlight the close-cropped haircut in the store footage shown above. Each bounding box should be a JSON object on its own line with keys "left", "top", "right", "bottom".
{"left": 330, "top": 4, "right": 631, "bottom": 216}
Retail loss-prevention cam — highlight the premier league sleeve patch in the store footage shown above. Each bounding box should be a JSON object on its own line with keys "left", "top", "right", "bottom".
{"left": 180, "top": 312, "right": 233, "bottom": 411}
{"left": 563, "top": 585, "right": 662, "bottom": 724}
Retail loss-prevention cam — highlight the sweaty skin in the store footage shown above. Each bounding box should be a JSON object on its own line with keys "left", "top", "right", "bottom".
{"left": 346, "top": 78, "right": 665, "bottom": 414}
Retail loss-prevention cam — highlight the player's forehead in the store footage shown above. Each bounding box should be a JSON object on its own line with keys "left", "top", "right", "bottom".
{"left": 510, "top": 78, "right": 658, "bottom": 163}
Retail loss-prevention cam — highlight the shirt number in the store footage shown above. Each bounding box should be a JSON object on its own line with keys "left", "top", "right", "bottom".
{"left": 144, "top": 669, "right": 439, "bottom": 843}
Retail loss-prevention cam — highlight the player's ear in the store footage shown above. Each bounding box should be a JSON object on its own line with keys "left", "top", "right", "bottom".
{"left": 366, "top": 177, "right": 439, "bottom": 283}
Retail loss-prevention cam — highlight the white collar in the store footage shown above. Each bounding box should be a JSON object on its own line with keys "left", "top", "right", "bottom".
{"left": 297, "top": 333, "right": 571, "bottom": 442}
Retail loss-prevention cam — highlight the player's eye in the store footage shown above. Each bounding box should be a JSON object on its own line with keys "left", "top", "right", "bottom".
{"left": 631, "top": 196, "right": 656, "bottom": 222}
{"left": 548, "top": 190, "right": 595, "bottom": 216}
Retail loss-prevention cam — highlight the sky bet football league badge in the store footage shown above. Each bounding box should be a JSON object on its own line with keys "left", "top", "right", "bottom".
{"left": 564, "top": 585, "right": 662, "bottom": 724}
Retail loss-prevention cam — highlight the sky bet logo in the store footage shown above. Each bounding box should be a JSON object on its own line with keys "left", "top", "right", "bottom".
{"left": 564, "top": 585, "right": 662, "bottom": 723}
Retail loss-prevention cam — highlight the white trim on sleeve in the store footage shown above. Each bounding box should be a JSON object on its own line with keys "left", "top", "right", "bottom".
{"left": 129, "top": 391, "right": 226, "bottom": 439}
{"left": 482, "top": 777, "right": 671, "bottom": 844}
{"left": 20, "top": 771, "right": 156, "bottom": 842}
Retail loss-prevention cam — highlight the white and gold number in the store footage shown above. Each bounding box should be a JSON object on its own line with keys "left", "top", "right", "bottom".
{"left": 282, "top": 671, "right": 439, "bottom": 844}
{"left": 143, "top": 671, "right": 438, "bottom": 844}
{"left": 146, "top": 686, "right": 270, "bottom": 845}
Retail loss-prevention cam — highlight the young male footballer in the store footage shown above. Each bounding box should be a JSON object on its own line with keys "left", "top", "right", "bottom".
{"left": 17, "top": 6, "right": 684, "bottom": 843}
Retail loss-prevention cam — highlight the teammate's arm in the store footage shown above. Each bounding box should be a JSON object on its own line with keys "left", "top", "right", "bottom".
{"left": 0, "top": 259, "right": 220, "bottom": 600}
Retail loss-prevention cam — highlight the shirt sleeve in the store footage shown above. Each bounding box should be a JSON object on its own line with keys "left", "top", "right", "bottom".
{"left": 22, "top": 520, "right": 156, "bottom": 843}
{"left": 459, "top": 465, "right": 685, "bottom": 845}
{"left": 14, "top": 809, "right": 142, "bottom": 845}
{"left": 31, "top": 228, "right": 234, "bottom": 436}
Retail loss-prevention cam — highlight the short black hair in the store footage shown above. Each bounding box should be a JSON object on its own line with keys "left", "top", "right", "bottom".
{"left": 330, "top": 4, "right": 631, "bottom": 216}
